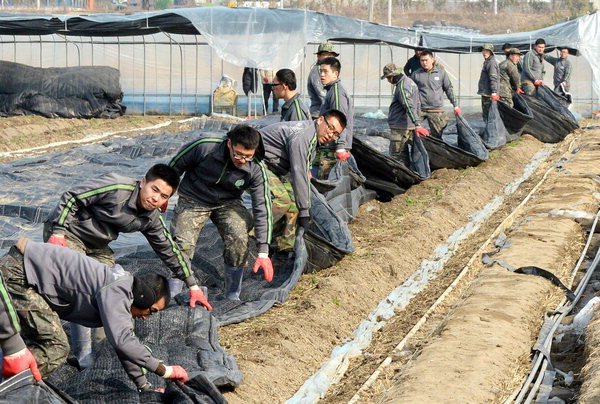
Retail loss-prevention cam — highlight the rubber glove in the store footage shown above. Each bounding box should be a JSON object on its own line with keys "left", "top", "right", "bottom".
{"left": 415, "top": 126, "right": 430, "bottom": 137}
{"left": 253, "top": 253, "right": 274, "bottom": 282}
{"left": 534, "top": 80, "right": 544, "bottom": 86}
{"left": 336, "top": 150, "right": 351, "bottom": 161}
{"left": 2, "top": 348, "right": 42, "bottom": 381}
{"left": 453, "top": 106, "right": 462, "bottom": 115}
{"left": 159, "top": 201, "right": 168, "bottom": 213}
{"left": 491, "top": 94, "right": 500, "bottom": 102}
{"left": 163, "top": 365, "right": 188, "bottom": 383}
{"left": 516, "top": 89, "right": 525, "bottom": 94}
{"left": 47, "top": 234, "right": 66, "bottom": 247}
{"left": 189, "top": 286, "right": 212, "bottom": 310}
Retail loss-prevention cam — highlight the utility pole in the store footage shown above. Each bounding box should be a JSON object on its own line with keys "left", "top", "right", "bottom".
{"left": 369, "top": 0, "right": 374, "bottom": 21}
{"left": 388, "top": 0, "right": 392, "bottom": 25}
{"left": 493, "top": 0, "right": 498, "bottom": 14}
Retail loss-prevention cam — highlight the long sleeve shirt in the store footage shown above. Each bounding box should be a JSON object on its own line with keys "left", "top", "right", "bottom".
{"left": 411, "top": 64, "right": 457, "bottom": 111}
{"left": 168, "top": 136, "right": 272, "bottom": 254}
{"left": 320, "top": 79, "right": 354, "bottom": 150}
{"left": 477, "top": 56, "right": 500, "bottom": 96}
{"left": 46, "top": 173, "right": 196, "bottom": 287}
{"left": 521, "top": 49, "right": 546, "bottom": 82}
{"left": 259, "top": 121, "right": 319, "bottom": 218}
{"left": 307, "top": 64, "right": 326, "bottom": 116}
{"left": 22, "top": 241, "right": 163, "bottom": 388}
{"left": 499, "top": 59, "right": 521, "bottom": 99}
{"left": 544, "top": 55, "right": 572, "bottom": 90}
{"left": 387, "top": 75, "right": 421, "bottom": 130}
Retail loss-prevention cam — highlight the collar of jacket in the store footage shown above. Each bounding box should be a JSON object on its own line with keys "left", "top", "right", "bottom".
{"left": 324, "top": 79, "right": 341, "bottom": 90}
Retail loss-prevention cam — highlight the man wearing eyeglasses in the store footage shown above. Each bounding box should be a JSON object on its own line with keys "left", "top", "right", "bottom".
{"left": 0, "top": 238, "right": 188, "bottom": 392}
{"left": 258, "top": 109, "right": 347, "bottom": 251}
{"left": 168, "top": 125, "right": 273, "bottom": 301}
{"left": 273, "top": 69, "right": 310, "bottom": 122}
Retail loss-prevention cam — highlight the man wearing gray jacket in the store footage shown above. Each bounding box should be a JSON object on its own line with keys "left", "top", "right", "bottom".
{"left": 259, "top": 109, "right": 346, "bottom": 250}
{"left": 478, "top": 44, "right": 500, "bottom": 121}
{"left": 307, "top": 42, "right": 339, "bottom": 118}
{"left": 44, "top": 164, "right": 210, "bottom": 368}
{"left": 411, "top": 50, "right": 460, "bottom": 139}
{"left": 521, "top": 38, "right": 547, "bottom": 95}
{"left": 168, "top": 125, "right": 274, "bottom": 301}
{"left": 381, "top": 63, "right": 429, "bottom": 164}
{"left": 0, "top": 238, "right": 187, "bottom": 391}
{"left": 545, "top": 47, "right": 573, "bottom": 96}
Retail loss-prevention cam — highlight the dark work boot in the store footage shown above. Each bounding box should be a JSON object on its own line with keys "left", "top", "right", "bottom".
{"left": 225, "top": 265, "right": 244, "bottom": 300}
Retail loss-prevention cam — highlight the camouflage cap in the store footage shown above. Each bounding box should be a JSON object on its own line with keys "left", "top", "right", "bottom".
{"left": 508, "top": 48, "right": 522, "bottom": 55}
{"left": 316, "top": 42, "right": 339, "bottom": 56}
{"left": 481, "top": 43, "right": 494, "bottom": 53}
{"left": 381, "top": 63, "right": 402, "bottom": 79}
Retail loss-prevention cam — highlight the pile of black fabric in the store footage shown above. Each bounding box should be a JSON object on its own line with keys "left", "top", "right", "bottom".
{"left": 0, "top": 61, "right": 125, "bottom": 118}
{"left": 522, "top": 85, "right": 579, "bottom": 143}
{"left": 497, "top": 93, "right": 533, "bottom": 139}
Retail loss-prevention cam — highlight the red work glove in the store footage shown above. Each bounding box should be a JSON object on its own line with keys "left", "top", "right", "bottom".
{"left": 534, "top": 80, "right": 544, "bottom": 86}
{"left": 189, "top": 286, "right": 212, "bottom": 310}
{"left": 253, "top": 253, "right": 274, "bottom": 282}
{"left": 453, "top": 107, "right": 462, "bottom": 115}
{"left": 163, "top": 365, "right": 188, "bottom": 384}
{"left": 159, "top": 201, "right": 168, "bottom": 213}
{"left": 2, "top": 348, "right": 42, "bottom": 381}
{"left": 516, "top": 89, "right": 525, "bottom": 94}
{"left": 47, "top": 234, "right": 66, "bottom": 247}
{"left": 415, "top": 126, "right": 430, "bottom": 137}
{"left": 154, "top": 388, "right": 166, "bottom": 393}
{"left": 491, "top": 94, "right": 500, "bottom": 102}
{"left": 335, "top": 150, "right": 351, "bottom": 161}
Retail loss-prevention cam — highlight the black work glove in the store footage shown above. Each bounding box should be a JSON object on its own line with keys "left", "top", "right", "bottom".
{"left": 298, "top": 216, "right": 310, "bottom": 230}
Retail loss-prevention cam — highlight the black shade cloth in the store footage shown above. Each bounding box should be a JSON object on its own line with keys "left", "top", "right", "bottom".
{"left": 481, "top": 101, "right": 508, "bottom": 150}
{"left": 455, "top": 114, "right": 490, "bottom": 161}
{"left": 0, "top": 370, "right": 76, "bottom": 404}
{"left": 497, "top": 94, "right": 533, "bottom": 139}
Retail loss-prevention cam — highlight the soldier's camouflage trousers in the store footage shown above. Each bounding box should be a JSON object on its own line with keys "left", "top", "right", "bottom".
{"left": 0, "top": 247, "right": 69, "bottom": 377}
{"left": 170, "top": 195, "right": 253, "bottom": 267}
{"left": 481, "top": 96, "right": 492, "bottom": 122}
{"left": 267, "top": 170, "right": 298, "bottom": 252}
{"left": 43, "top": 221, "right": 115, "bottom": 266}
{"left": 389, "top": 128, "right": 412, "bottom": 165}
{"left": 500, "top": 95, "right": 514, "bottom": 108}
{"left": 521, "top": 80, "right": 536, "bottom": 95}
{"left": 312, "top": 147, "right": 337, "bottom": 179}
{"left": 421, "top": 111, "right": 447, "bottom": 139}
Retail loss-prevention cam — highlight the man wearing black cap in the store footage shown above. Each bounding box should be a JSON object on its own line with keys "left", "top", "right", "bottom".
{"left": 307, "top": 42, "right": 339, "bottom": 119}
{"left": 478, "top": 44, "right": 500, "bottom": 121}
{"left": 521, "top": 38, "right": 548, "bottom": 95}
{"left": 0, "top": 238, "right": 187, "bottom": 391}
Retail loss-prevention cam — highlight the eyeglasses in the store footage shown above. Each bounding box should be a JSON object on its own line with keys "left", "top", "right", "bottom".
{"left": 323, "top": 116, "right": 341, "bottom": 137}
{"left": 272, "top": 82, "right": 283, "bottom": 88}
{"left": 232, "top": 153, "right": 254, "bottom": 162}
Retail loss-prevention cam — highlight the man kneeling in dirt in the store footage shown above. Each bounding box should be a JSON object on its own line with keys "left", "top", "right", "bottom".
{"left": 258, "top": 109, "right": 346, "bottom": 251}
{"left": 0, "top": 238, "right": 188, "bottom": 391}
{"left": 168, "top": 125, "right": 274, "bottom": 301}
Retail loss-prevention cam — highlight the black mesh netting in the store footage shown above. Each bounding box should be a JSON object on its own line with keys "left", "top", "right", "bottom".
{"left": 522, "top": 86, "right": 579, "bottom": 143}
{"left": 497, "top": 94, "right": 533, "bottom": 139}
{"left": 481, "top": 101, "right": 508, "bottom": 150}
{"left": 0, "top": 116, "right": 371, "bottom": 402}
{"left": 0, "top": 61, "right": 125, "bottom": 119}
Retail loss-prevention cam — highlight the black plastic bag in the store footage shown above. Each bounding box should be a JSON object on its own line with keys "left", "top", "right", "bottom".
{"left": 481, "top": 101, "right": 508, "bottom": 150}
{"left": 409, "top": 133, "right": 431, "bottom": 178}
{"left": 455, "top": 114, "right": 489, "bottom": 161}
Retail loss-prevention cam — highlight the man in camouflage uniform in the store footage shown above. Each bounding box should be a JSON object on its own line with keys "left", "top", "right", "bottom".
{"left": 259, "top": 110, "right": 347, "bottom": 251}
{"left": 477, "top": 44, "right": 500, "bottom": 121}
{"left": 0, "top": 238, "right": 188, "bottom": 391}
{"left": 381, "top": 62, "right": 429, "bottom": 164}
{"left": 44, "top": 164, "right": 209, "bottom": 369}
{"left": 169, "top": 125, "right": 273, "bottom": 301}
{"left": 411, "top": 50, "right": 461, "bottom": 139}
{"left": 307, "top": 42, "right": 339, "bottom": 119}
{"left": 521, "top": 38, "right": 548, "bottom": 95}
{"left": 499, "top": 48, "right": 523, "bottom": 108}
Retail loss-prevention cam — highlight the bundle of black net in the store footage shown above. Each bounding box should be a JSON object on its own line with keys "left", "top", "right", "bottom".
{"left": 0, "top": 60, "right": 125, "bottom": 118}
{"left": 521, "top": 86, "right": 579, "bottom": 143}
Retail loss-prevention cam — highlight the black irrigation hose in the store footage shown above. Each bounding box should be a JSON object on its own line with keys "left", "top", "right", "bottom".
{"left": 506, "top": 209, "right": 600, "bottom": 404}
